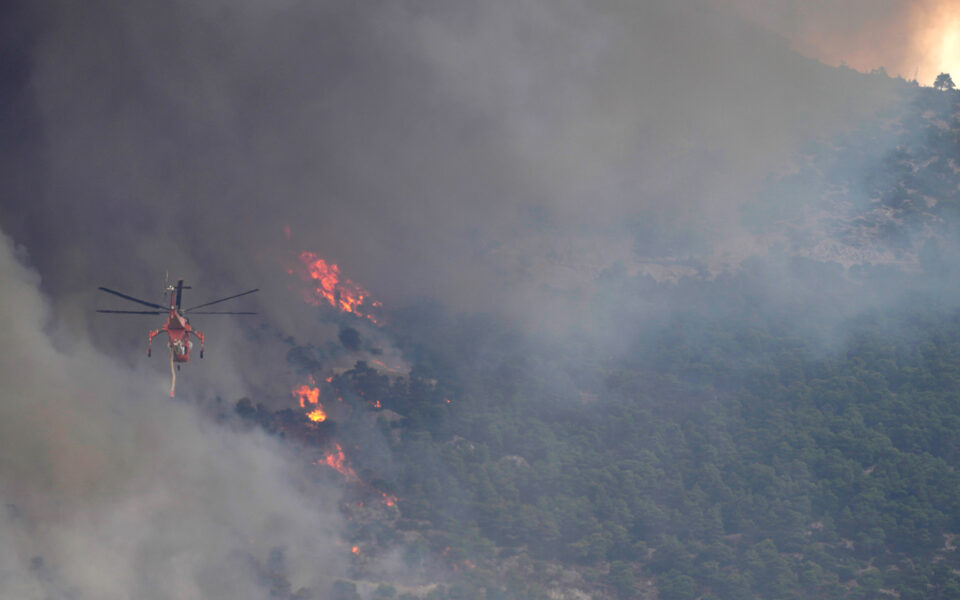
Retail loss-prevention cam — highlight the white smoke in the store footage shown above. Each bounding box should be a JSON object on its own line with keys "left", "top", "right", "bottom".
{"left": 0, "top": 230, "right": 345, "bottom": 599}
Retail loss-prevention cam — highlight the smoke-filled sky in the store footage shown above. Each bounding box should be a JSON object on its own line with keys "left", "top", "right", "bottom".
{"left": 721, "top": 0, "right": 960, "bottom": 85}
{"left": 0, "top": 0, "right": 949, "bottom": 597}
{"left": 0, "top": 0, "right": 920, "bottom": 321}
{"left": 0, "top": 230, "right": 345, "bottom": 599}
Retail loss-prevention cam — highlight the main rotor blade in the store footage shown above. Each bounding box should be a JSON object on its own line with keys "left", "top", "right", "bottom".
{"left": 184, "top": 288, "right": 259, "bottom": 312}
{"left": 96, "top": 309, "right": 165, "bottom": 314}
{"left": 187, "top": 311, "right": 258, "bottom": 315}
{"left": 99, "top": 287, "right": 167, "bottom": 310}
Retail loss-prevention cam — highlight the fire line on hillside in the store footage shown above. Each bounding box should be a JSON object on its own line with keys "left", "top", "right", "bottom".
{"left": 287, "top": 250, "right": 383, "bottom": 324}
{"left": 283, "top": 243, "right": 396, "bottom": 508}
{"left": 287, "top": 379, "right": 397, "bottom": 507}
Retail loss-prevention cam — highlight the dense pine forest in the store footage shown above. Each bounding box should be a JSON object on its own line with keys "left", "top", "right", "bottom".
{"left": 236, "top": 84, "right": 960, "bottom": 599}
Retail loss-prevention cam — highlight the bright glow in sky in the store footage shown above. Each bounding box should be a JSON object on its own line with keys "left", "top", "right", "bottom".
{"left": 934, "top": 21, "right": 960, "bottom": 84}
{"left": 720, "top": 0, "right": 960, "bottom": 86}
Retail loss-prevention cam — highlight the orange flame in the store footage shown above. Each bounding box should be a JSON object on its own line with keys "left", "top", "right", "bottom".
{"left": 293, "top": 378, "right": 326, "bottom": 422}
{"left": 295, "top": 251, "right": 382, "bottom": 324}
{"left": 319, "top": 443, "right": 396, "bottom": 506}
{"left": 351, "top": 545, "right": 360, "bottom": 555}
{"left": 322, "top": 443, "right": 360, "bottom": 483}
{"left": 306, "top": 407, "right": 327, "bottom": 422}
{"left": 293, "top": 384, "right": 320, "bottom": 408}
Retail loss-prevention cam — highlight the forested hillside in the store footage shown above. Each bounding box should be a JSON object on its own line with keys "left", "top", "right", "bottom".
{"left": 11, "top": 2, "right": 960, "bottom": 598}
{"left": 240, "top": 84, "right": 960, "bottom": 600}
{"left": 377, "top": 300, "right": 960, "bottom": 599}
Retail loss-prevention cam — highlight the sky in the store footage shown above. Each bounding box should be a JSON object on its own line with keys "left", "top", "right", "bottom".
{"left": 0, "top": 0, "right": 916, "bottom": 321}
{"left": 719, "top": 0, "right": 960, "bottom": 85}
{"left": 0, "top": 0, "right": 953, "bottom": 597}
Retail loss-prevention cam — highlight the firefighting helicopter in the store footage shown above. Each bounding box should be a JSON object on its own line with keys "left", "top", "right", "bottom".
{"left": 97, "top": 279, "right": 258, "bottom": 395}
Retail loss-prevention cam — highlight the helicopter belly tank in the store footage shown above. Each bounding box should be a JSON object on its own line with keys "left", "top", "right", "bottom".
{"left": 169, "top": 331, "right": 191, "bottom": 362}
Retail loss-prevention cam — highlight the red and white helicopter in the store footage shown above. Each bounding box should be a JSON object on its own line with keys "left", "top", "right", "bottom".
{"left": 97, "top": 279, "right": 258, "bottom": 395}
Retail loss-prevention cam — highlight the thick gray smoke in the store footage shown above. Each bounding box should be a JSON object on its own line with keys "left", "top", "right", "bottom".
{"left": 0, "top": 0, "right": 929, "bottom": 596}
{"left": 1, "top": 0, "right": 905, "bottom": 327}
{"left": 0, "top": 232, "right": 345, "bottom": 599}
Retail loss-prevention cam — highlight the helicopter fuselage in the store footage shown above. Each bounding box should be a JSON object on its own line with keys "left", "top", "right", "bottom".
{"left": 148, "top": 290, "right": 204, "bottom": 363}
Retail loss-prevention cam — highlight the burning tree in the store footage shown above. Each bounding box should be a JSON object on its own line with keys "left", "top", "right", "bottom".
{"left": 291, "top": 251, "right": 383, "bottom": 324}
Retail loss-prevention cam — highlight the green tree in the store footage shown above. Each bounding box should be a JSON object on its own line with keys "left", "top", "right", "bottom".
{"left": 608, "top": 561, "right": 636, "bottom": 599}
{"left": 658, "top": 569, "right": 699, "bottom": 600}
